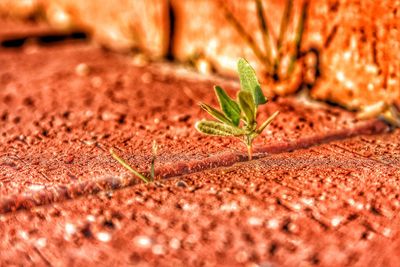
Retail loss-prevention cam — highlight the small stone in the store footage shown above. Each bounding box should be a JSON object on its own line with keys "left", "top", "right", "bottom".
{"left": 284, "top": 221, "right": 299, "bottom": 234}
{"left": 356, "top": 202, "right": 364, "bottom": 210}
{"left": 266, "top": 219, "right": 279, "bottom": 230}
{"left": 176, "top": 114, "right": 191, "bottom": 122}
{"left": 91, "top": 76, "right": 103, "bottom": 88}
{"left": 182, "top": 203, "right": 195, "bottom": 211}
{"left": 75, "top": 63, "right": 90, "bottom": 77}
{"left": 247, "top": 217, "right": 263, "bottom": 226}
{"left": 301, "top": 197, "right": 314, "bottom": 206}
{"left": 382, "top": 227, "right": 392, "bottom": 237}
{"left": 291, "top": 203, "right": 302, "bottom": 211}
{"left": 140, "top": 72, "right": 153, "bottom": 83}
{"left": 331, "top": 216, "right": 343, "bottom": 228}
{"left": 220, "top": 202, "right": 238, "bottom": 212}
{"left": 176, "top": 180, "right": 188, "bottom": 188}
{"left": 19, "top": 231, "right": 29, "bottom": 240}
{"left": 97, "top": 232, "right": 111, "bottom": 242}
{"left": 132, "top": 54, "right": 149, "bottom": 67}
{"left": 35, "top": 238, "right": 47, "bottom": 248}
{"left": 134, "top": 235, "right": 152, "bottom": 249}
{"left": 208, "top": 187, "right": 217, "bottom": 194}
{"left": 235, "top": 250, "right": 249, "bottom": 263}
{"left": 169, "top": 238, "right": 181, "bottom": 250}
{"left": 64, "top": 155, "right": 74, "bottom": 164}
{"left": 65, "top": 223, "right": 76, "bottom": 235}
{"left": 82, "top": 140, "right": 96, "bottom": 146}
{"left": 101, "top": 111, "right": 118, "bottom": 121}
{"left": 28, "top": 184, "right": 45, "bottom": 191}
{"left": 152, "top": 244, "right": 165, "bottom": 255}
{"left": 86, "top": 215, "right": 96, "bottom": 222}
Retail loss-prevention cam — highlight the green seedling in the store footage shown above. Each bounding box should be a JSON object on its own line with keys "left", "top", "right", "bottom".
{"left": 110, "top": 140, "right": 158, "bottom": 184}
{"left": 195, "top": 58, "right": 279, "bottom": 160}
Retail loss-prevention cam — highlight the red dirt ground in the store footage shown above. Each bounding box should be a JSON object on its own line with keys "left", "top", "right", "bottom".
{"left": 1, "top": 134, "right": 400, "bottom": 266}
{"left": 0, "top": 43, "right": 386, "bottom": 198}
{"left": 0, "top": 22, "right": 399, "bottom": 266}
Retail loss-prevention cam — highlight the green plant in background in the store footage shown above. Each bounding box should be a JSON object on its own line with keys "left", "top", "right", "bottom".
{"left": 220, "top": 0, "right": 309, "bottom": 82}
{"left": 110, "top": 141, "right": 158, "bottom": 184}
{"left": 195, "top": 58, "right": 279, "bottom": 160}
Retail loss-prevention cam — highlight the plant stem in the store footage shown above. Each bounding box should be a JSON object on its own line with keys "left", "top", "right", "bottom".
{"left": 247, "top": 144, "right": 253, "bottom": 160}
{"left": 245, "top": 135, "right": 253, "bottom": 160}
{"left": 110, "top": 148, "right": 149, "bottom": 184}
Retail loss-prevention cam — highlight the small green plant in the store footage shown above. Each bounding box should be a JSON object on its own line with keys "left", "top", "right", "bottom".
{"left": 195, "top": 58, "right": 279, "bottom": 160}
{"left": 110, "top": 141, "right": 158, "bottom": 184}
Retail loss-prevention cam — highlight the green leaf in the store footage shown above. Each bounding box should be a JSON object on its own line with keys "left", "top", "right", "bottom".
{"left": 256, "top": 110, "right": 279, "bottom": 134}
{"left": 195, "top": 120, "right": 244, "bottom": 136}
{"left": 237, "top": 58, "right": 267, "bottom": 106}
{"left": 238, "top": 91, "right": 256, "bottom": 125}
{"left": 200, "top": 103, "right": 233, "bottom": 125}
{"left": 150, "top": 140, "right": 158, "bottom": 181}
{"left": 110, "top": 149, "right": 149, "bottom": 184}
{"left": 214, "top": 86, "right": 241, "bottom": 126}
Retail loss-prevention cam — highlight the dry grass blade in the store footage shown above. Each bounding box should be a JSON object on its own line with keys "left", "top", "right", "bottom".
{"left": 255, "top": 0, "right": 273, "bottom": 70}
{"left": 273, "top": 0, "right": 293, "bottom": 77}
{"left": 380, "top": 106, "right": 400, "bottom": 128}
{"left": 110, "top": 148, "right": 150, "bottom": 184}
{"left": 287, "top": 0, "right": 308, "bottom": 75}
{"left": 219, "top": 1, "right": 267, "bottom": 64}
{"left": 277, "top": 0, "right": 294, "bottom": 56}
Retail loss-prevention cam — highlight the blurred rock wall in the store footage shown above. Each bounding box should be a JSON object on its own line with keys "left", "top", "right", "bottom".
{"left": 1, "top": 0, "right": 399, "bottom": 112}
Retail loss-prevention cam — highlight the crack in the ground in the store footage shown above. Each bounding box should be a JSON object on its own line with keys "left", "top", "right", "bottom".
{"left": 317, "top": 142, "right": 400, "bottom": 240}
{"left": 329, "top": 143, "right": 398, "bottom": 169}
{"left": 0, "top": 119, "right": 388, "bottom": 214}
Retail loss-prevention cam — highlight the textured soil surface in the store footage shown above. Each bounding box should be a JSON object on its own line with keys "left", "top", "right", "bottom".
{"left": 0, "top": 21, "right": 399, "bottom": 267}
